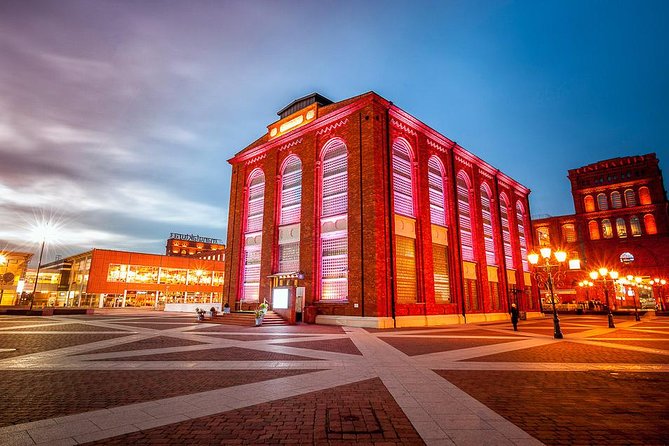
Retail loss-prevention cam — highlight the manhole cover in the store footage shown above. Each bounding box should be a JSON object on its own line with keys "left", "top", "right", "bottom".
{"left": 326, "top": 407, "right": 382, "bottom": 436}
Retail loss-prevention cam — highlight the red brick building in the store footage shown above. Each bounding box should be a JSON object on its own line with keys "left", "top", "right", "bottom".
{"left": 532, "top": 154, "right": 669, "bottom": 310}
{"left": 224, "top": 92, "right": 535, "bottom": 327}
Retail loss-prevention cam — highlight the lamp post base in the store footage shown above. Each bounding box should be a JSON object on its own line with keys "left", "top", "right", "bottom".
{"left": 607, "top": 313, "right": 616, "bottom": 328}
{"left": 634, "top": 312, "right": 641, "bottom": 322}
{"left": 553, "top": 315, "right": 564, "bottom": 339}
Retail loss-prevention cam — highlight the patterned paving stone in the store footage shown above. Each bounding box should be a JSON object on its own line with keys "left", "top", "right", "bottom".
{"left": 277, "top": 337, "right": 363, "bottom": 356}
{"left": 77, "top": 335, "right": 208, "bottom": 355}
{"left": 591, "top": 329, "right": 669, "bottom": 339}
{"left": 11, "top": 323, "right": 128, "bottom": 332}
{"left": 404, "top": 329, "right": 521, "bottom": 337}
{"left": 102, "top": 322, "right": 195, "bottom": 330}
{"left": 98, "top": 346, "right": 323, "bottom": 362}
{"left": 588, "top": 339, "right": 669, "bottom": 351}
{"left": 508, "top": 327, "right": 595, "bottom": 335}
{"left": 462, "top": 339, "right": 669, "bottom": 363}
{"left": 0, "top": 369, "right": 312, "bottom": 427}
{"left": 436, "top": 370, "right": 669, "bottom": 446}
{"left": 85, "top": 378, "right": 424, "bottom": 446}
{"left": 380, "top": 336, "right": 515, "bottom": 356}
{"left": 0, "top": 333, "right": 131, "bottom": 359}
{"left": 203, "top": 334, "right": 301, "bottom": 342}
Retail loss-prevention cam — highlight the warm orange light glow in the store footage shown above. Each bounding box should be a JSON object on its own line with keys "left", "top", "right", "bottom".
{"left": 554, "top": 250, "right": 567, "bottom": 263}
{"left": 568, "top": 259, "right": 581, "bottom": 270}
{"left": 627, "top": 275, "right": 634, "bottom": 281}
{"left": 635, "top": 276, "right": 642, "bottom": 284}
{"left": 598, "top": 267, "right": 608, "bottom": 277}
{"left": 540, "top": 247, "right": 551, "bottom": 259}
{"left": 609, "top": 271, "right": 619, "bottom": 280}
{"left": 662, "top": 279, "right": 667, "bottom": 285}
{"left": 0, "top": 254, "right": 6, "bottom": 265}
{"left": 589, "top": 271, "right": 599, "bottom": 280}
{"left": 528, "top": 252, "right": 539, "bottom": 265}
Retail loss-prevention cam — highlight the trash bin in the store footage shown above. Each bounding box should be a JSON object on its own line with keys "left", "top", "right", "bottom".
{"left": 519, "top": 310, "right": 527, "bottom": 320}
{"left": 303, "top": 306, "right": 317, "bottom": 324}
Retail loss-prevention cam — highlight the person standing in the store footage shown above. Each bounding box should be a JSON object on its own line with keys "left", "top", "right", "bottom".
{"left": 510, "top": 303, "right": 519, "bottom": 331}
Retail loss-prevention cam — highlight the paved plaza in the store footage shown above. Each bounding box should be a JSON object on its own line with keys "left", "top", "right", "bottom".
{"left": 0, "top": 311, "right": 667, "bottom": 446}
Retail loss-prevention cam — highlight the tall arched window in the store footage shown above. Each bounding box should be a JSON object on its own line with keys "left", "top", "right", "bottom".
{"left": 562, "top": 224, "right": 576, "bottom": 243}
{"left": 516, "top": 202, "right": 529, "bottom": 272}
{"left": 480, "top": 184, "right": 497, "bottom": 265}
{"left": 639, "top": 187, "right": 651, "bottom": 205}
{"left": 597, "top": 193, "right": 608, "bottom": 211}
{"left": 584, "top": 195, "right": 595, "bottom": 212}
{"left": 500, "top": 194, "right": 514, "bottom": 267}
{"left": 611, "top": 191, "right": 622, "bottom": 209}
{"left": 601, "top": 219, "right": 613, "bottom": 239}
{"left": 242, "top": 169, "right": 265, "bottom": 302}
{"left": 616, "top": 218, "right": 627, "bottom": 238}
{"left": 624, "top": 189, "right": 636, "bottom": 207}
{"left": 630, "top": 216, "right": 642, "bottom": 236}
{"left": 589, "top": 220, "right": 600, "bottom": 240}
{"left": 457, "top": 172, "right": 474, "bottom": 262}
{"left": 427, "top": 156, "right": 446, "bottom": 226}
{"left": 428, "top": 156, "right": 450, "bottom": 303}
{"left": 644, "top": 214, "right": 657, "bottom": 234}
{"left": 393, "top": 138, "right": 418, "bottom": 304}
{"left": 320, "top": 139, "right": 348, "bottom": 301}
{"left": 277, "top": 156, "right": 302, "bottom": 273}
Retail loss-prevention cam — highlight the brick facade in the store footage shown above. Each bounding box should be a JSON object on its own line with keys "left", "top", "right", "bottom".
{"left": 225, "top": 92, "right": 533, "bottom": 327}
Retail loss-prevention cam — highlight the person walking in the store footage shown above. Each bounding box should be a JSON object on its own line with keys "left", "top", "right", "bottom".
{"left": 510, "top": 303, "right": 519, "bottom": 331}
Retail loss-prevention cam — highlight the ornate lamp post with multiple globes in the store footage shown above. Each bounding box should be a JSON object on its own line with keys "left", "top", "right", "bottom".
{"left": 528, "top": 247, "right": 579, "bottom": 339}
{"left": 589, "top": 268, "right": 618, "bottom": 328}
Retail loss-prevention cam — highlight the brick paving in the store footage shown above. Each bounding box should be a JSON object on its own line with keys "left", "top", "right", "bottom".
{"left": 85, "top": 378, "right": 424, "bottom": 446}
{"left": 462, "top": 339, "right": 669, "bottom": 363}
{"left": 436, "top": 370, "right": 669, "bottom": 446}
{"left": 379, "top": 336, "right": 515, "bottom": 356}
{"left": 1, "top": 311, "right": 668, "bottom": 446}
{"left": 80, "top": 335, "right": 207, "bottom": 354}
{"left": 0, "top": 369, "right": 311, "bottom": 428}
{"left": 0, "top": 333, "right": 130, "bottom": 359}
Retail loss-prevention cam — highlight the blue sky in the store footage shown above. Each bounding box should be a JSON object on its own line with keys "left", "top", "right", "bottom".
{"left": 1, "top": 0, "right": 667, "bottom": 262}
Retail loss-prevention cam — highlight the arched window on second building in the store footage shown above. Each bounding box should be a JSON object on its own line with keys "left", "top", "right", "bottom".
{"left": 515, "top": 202, "right": 529, "bottom": 272}
{"left": 392, "top": 138, "right": 418, "bottom": 304}
{"left": 601, "top": 219, "right": 613, "bottom": 239}
{"left": 500, "top": 194, "right": 515, "bottom": 266}
{"left": 589, "top": 220, "right": 600, "bottom": 240}
{"left": 561, "top": 224, "right": 577, "bottom": 243}
{"left": 630, "top": 216, "right": 642, "bottom": 236}
{"left": 584, "top": 195, "right": 595, "bottom": 212}
{"left": 644, "top": 214, "right": 657, "bottom": 234}
{"left": 457, "top": 172, "right": 479, "bottom": 311}
{"left": 616, "top": 218, "right": 627, "bottom": 238}
{"left": 639, "top": 187, "right": 652, "bottom": 205}
{"left": 625, "top": 189, "right": 637, "bottom": 207}
{"left": 597, "top": 193, "right": 608, "bottom": 211}
{"left": 319, "top": 139, "right": 348, "bottom": 301}
{"left": 427, "top": 156, "right": 450, "bottom": 303}
{"left": 481, "top": 184, "right": 502, "bottom": 311}
{"left": 241, "top": 169, "right": 265, "bottom": 303}
{"left": 277, "top": 156, "right": 302, "bottom": 273}
{"left": 611, "top": 191, "right": 622, "bottom": 209}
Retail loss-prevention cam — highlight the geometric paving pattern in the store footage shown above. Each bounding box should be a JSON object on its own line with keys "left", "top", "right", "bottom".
{"left": 0, "top": 311, "right": 667, "bottom": 445}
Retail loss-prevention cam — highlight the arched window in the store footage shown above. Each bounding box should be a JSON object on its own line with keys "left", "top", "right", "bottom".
{"left": 393, "top": 138, "right": 418, "bottom": 303}
{"left": 644, "top": 214, "right": 657, "bottom": 234}
{"left": 457, "top": 172, "right": 474, "bottom": 262}
{"left": 277, "top": 156, "right": 302, "bottom": 273}
{"left": 601, "top": 219, "right": 613, "bottom": 239}
{"left": 616, "top": 218, "right": 627, "bottom": 238}
{"left": 320, "top": 139, "right": 348, "bottom": 301}
{"left": 480, "top": 184, "right": 497, "bottom": 265}
{"left": 392, "top": 138, "right": 415, "bottom": 217}
{"left": 242, "top": 169, "right": 265, "bottom": 302}
{"left": 610, "top": 191, "right": 622, "bottom": 209}
{"left": 562, "top": 224, "right": 576, "bottom": 243}
{"left": 584, "top": 195, "right": 595, "bottom": 212}
{"left": 500, "top": 194, "right": 514, "bottom": 267}
{"left": 597, "top": 193, "right": 608, "bottom": 211}
{"left": 537, "top": 227, "right": 550, "bottom": 247}
{"left": 639, "top": 187, "right": 651, "bottom": 205}
{"left": 428, "top": 156, "right": 450, "bottom": 303}
{"left": 624, "top": 189, "right": 636, "bottom": 207}
{"left": 516, "top": 202, "right": 529, "bottom": 272}
{"left": 630, "top": 216, "right": 642, "bottom": 236}
{"left": 588, "top": 220, "right": 600, "bottom": 240}
{"left": 427, "top": 156, "right": 446, "bottom": 226}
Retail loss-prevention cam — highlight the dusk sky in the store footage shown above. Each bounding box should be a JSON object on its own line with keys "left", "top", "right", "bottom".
{"left": 1, "top": 0, "right": 668, "bottom": 264}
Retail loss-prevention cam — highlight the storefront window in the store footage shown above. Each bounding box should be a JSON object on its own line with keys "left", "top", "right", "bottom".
{"left": 159, "top": 268, "right": 187, "bottom": 284}
{"left": 107, "top": 264, "right": 127, "bottom": 282}
{"left": 188, "top": 269, "right": 212, "bottom": 285}
{"left": 127, "top": 265, "right": 159, "bottom": 284}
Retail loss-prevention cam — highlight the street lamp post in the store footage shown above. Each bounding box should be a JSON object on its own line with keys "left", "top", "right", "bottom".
{"left": 528, "top": 247, "right": 578, "bottom": 339}
{"left": 29, "top": 239, "right": 46, "bottom": 311}
{"left": 0, "top": 254, "right": 8, "bottom": 304}
{"left": 627, "top": 275, "right": 642, "bottom": 322}
{"left": 589, "top": 268, "right": 617, "bottom": 328}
